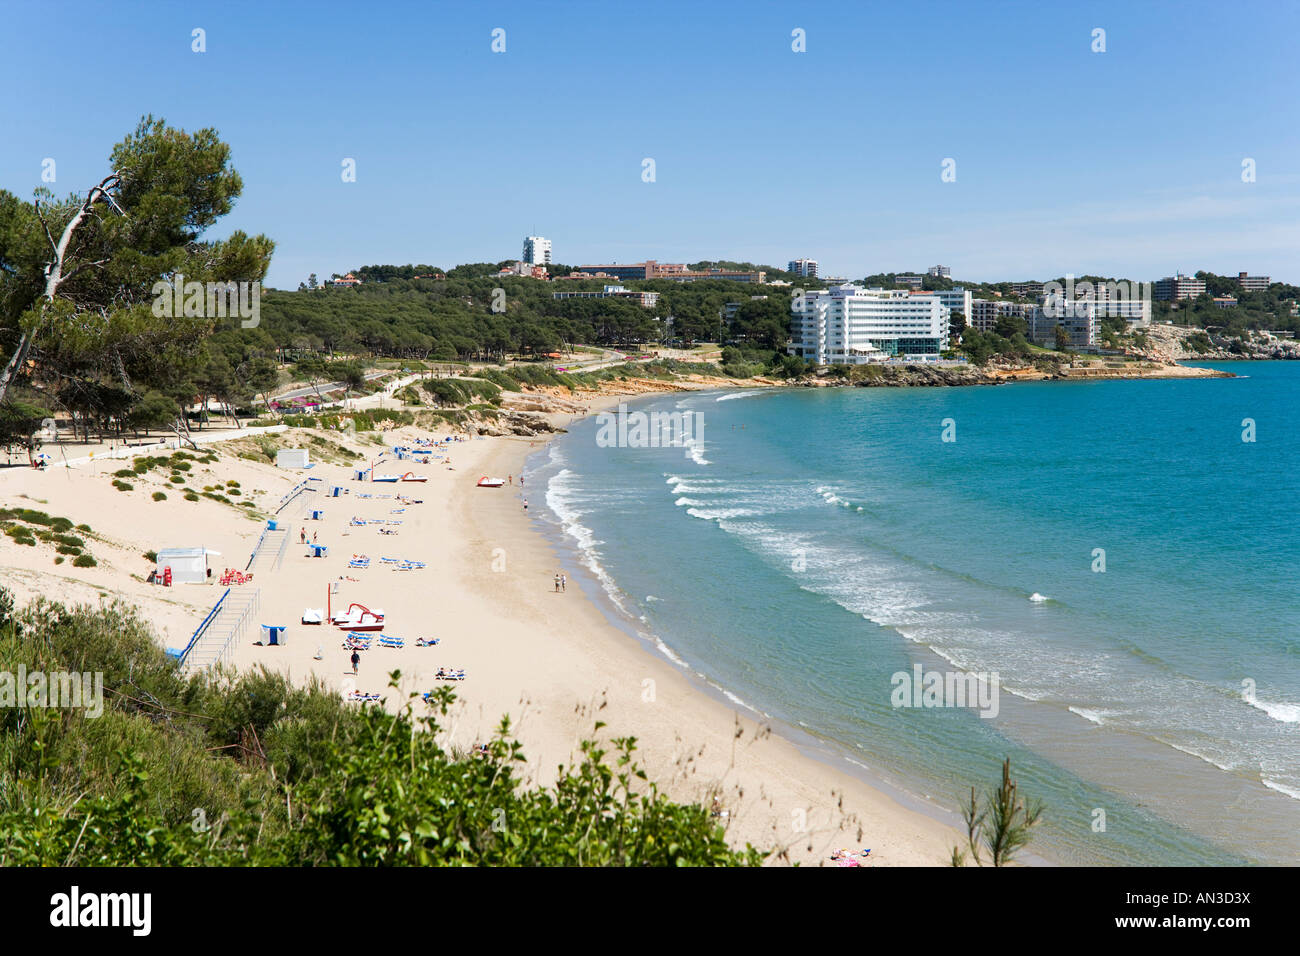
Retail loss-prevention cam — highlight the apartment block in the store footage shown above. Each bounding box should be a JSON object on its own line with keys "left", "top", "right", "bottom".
{"left": 1153, "top": 274, "right": 1207, "bottom": 301}
{"left": 1028, "top": 295, "right": 1100, "bottom": 349}
{"left": 522, "top": 236, "right": 552, "bottom": 265}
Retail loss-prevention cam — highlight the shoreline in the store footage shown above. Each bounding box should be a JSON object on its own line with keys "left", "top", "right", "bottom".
{"left": 441, "top": 394, "right": 967, "bottom": 865}
{"left": 5, "top": 362, "right": 1271, "bottom": 865}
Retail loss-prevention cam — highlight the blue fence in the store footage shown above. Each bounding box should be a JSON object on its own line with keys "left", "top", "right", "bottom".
{"left": 177, "top": 588, "right": 230, "bottom": 667}
{"left": 275, "top": 478, "right": 318, "bottom": 514}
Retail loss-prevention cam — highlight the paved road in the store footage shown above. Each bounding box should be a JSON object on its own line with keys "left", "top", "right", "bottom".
{"left": 269, "top": 367, "right": 390, "bottom": 405}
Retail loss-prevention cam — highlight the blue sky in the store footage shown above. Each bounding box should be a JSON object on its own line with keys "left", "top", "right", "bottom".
{"left": 3, "top": 0, "right": 1297, "bottom": 289}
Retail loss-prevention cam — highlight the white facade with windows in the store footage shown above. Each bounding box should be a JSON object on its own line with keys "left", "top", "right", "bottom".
{"left": 789, "top": 285, "right": 950, "bottom": 364}
{"left": 920, "top": 287, "right": 971, "bottom": 321}
{"left": 522, "top": 236, "right": 552, "bottom": 265}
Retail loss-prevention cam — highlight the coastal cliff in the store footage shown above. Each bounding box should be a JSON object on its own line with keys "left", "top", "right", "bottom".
{"left": 1130, "top": 324, "right": 1300, "bottom": 362}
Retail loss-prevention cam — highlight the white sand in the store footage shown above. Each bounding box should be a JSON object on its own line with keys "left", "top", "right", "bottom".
{"left": 2, "top": 398, "right": 962, "bottom": 865}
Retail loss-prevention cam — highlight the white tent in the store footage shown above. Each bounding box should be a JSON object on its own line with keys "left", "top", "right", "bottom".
{"left": 155, "top": 547, "right": 219, "bottom": 585}
{"left": 277, "top": 448, "right": 310, "bottom": 469}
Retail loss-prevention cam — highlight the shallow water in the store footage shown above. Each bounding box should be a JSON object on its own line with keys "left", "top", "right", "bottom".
{"left": 529, "top": 363, "right": 1299, "bottom": 865}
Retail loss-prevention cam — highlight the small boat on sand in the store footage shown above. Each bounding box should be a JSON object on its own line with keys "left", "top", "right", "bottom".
{"left": 332, "top": 603, "right": 385, "bottom": 631}
{"left": 476, "top": 476, "right": 506, "bottom": 488}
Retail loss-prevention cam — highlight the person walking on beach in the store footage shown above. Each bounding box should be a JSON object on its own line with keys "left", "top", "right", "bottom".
{"left": 508, "top": 474, "right": 513, "bottom": 485}
{"left": 561, "top": 573, "right": 566, "bottom": 592}
{"left": 312, "top": 531, "right": 318, "bottom": 544}
{"left": 554, "top": 573, "right": 560, "bottom": 592}
{"left": 522, "top": 498, "right": 528, "bottom": 512}
{"left": 350, "top": 650, "right": 360, "bottom": 676}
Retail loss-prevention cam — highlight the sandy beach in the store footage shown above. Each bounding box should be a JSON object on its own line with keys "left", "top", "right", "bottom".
{"left": 1, "top": 390, "right": 963, "bottom": 865}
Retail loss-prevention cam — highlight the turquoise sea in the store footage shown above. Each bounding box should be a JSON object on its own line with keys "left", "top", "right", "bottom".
{"left": 527, "top": 362, "right": 1299, "bottom": 865}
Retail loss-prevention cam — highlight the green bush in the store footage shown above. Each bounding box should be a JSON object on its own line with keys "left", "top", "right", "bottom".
{"left": 72, "top": 554, "right": 97, "bottom": 567}
{"left": 184, "top": 492, "right": 200, "bottom": 502}
{"left": 0, "top": 601, "right": 760, "bottom": 868}
{"left": 4, "top": 526, "right": 36, "bottom": 547}
{"left": 113, "top": 480, "right": 133, "bottom": 491}
{"left": 152, "top": 491, "right": 167, "bottom": 501}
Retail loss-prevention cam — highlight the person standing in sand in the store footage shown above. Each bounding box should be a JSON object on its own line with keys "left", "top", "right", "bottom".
{"left": 350, "top": 650, "right": 360, "bottom": 675}
{"left": 561, "top": 573, "right": 566, "bottom": 592}
{"left": 554, "top": 574, "right": 560, "bottom": 593}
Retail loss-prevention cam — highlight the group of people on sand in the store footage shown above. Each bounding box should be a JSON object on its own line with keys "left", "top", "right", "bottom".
{"left": 830, "top": 848, "right": 872, "bottom": 867}
{"left": 553, "top": 572, "right": 566, "bottom": 593}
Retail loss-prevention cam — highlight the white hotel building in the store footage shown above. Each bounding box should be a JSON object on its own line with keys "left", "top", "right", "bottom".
{"left": 789, "top": 285, "right": 951, "bottom": 364}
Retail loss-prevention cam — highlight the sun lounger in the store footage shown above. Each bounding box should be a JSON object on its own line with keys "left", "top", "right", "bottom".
{"left": 350, "top": 517, "right": 367, "bottom": 526}
{"left": 377, "top": 635, "right": 404, "bottom": 648}
{"left": 348, "top": 555, "right": 370, "bottom": 568}
{"left": 415, "top": 637, "right": 440, "bottom": 647}
{"left": 347, "top": 691, "right": 382, "bottom": 703}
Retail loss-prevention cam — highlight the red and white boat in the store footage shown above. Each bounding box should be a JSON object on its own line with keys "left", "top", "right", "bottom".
{"left": 476, "top": 476, "right": 506, "bottom": 488}
{"left": 332, "top": 602, "right": 385, "bottom": 631}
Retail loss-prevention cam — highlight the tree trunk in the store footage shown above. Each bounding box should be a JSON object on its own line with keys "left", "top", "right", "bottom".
{"left": 0, "top": 175, "right": 122, "bottom": 406}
